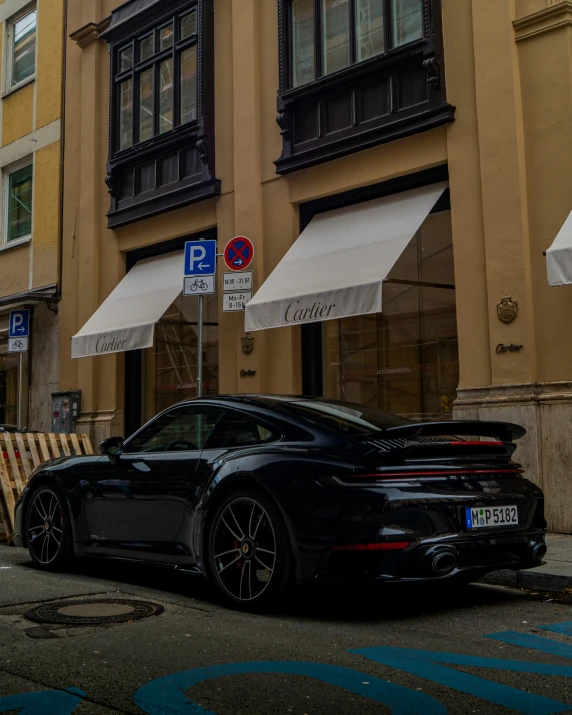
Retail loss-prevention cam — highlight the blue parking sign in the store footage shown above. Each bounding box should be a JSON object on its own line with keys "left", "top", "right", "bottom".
{"left": 184, "top": 240, "right": 217, "bottom": 276}
{"left": 9, "top": 309, "right": 30, "bottom": 338}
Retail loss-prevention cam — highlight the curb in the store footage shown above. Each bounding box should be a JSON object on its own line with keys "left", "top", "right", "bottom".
{"left": 480, "top": 568, "right": 572, "bottom": 592}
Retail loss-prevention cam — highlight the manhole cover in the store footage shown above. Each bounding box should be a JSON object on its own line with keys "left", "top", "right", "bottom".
{"left": 25, "top": 599, "right": 164, "bottom": 626}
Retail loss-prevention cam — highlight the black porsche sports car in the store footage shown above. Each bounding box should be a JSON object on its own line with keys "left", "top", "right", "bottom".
{"left": 13, "top": 395, "right": 546, "bottom": 608}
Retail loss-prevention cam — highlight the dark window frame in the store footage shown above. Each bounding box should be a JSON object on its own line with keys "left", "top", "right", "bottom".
{"left": 112, "top": 9, "right": 198, "bottom": 154}
{"left": 102, "top": 0, "right": 219, "bottom": 228}
{"left": 276, "top": 0, "right": 454, "bottom": 174}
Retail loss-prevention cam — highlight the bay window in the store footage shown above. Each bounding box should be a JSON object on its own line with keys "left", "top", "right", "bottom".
{"left": 276, "top": 0, "right": 454, "bottom": 174}
{"left": 102, "top": 0, "right": 219, "bottom": 228}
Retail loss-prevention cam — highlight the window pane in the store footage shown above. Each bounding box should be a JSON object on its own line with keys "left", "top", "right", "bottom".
{"left": 139, "top": 34, "right": 154, "bottom": 61}
{"left": 12, "top": 10, "right": 36, "bottom": 86}
{"left": 119, "top": 46, "right": 133, "bottom": 73}
{"left": 160, "top": 24, "right": 174, "bottom": 51}
{"left": 291, "top": 0, "right": 315, "bottom": 87}
{"left": 159, "top": 58, "right": 174, "bottom": 134}
{"left": 205, "top": 411, "right": 279, "bottom": 448}
{"left": 322, "top": 0, "right": 350, "bottom": 76}
{"left": 356, "top": 0, "right": 384, "bottom": 61}
{"left": 7, "top": 165, "right": 33, "bottom": 243}
{"left": 119, "top": 78, "right": 133, "bottom": 150}
{"left": 180, "top": 11, "right": 197, "bottom": 40}
{"left": 124, "top": 407, "right": 225, "bottom": 453}
{"left": 180, "top": 47, "right": 197, "bottom": 125}
{"left": 139, "top": 68, "right": 154, "bottom": 142}
{"left": 391, "top": 0, "right": 423, "bottom": 47}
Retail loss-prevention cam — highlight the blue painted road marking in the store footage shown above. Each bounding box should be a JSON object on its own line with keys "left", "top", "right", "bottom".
{"left": 184, "top": 240, "right": 217, "bottom": 277}
{"left": 0, "top": 688, "right": 84, "bottom": 715}
{"left": 353, "top": 647, "right": 572, "bottom": 715}
{"left": 538, "top": 622, "right": 572, "bottom": 637}
{"left": 134, "top": 661, "right": 446, "bottom": 715}
{"left": 486, "top": 630, "right": 572, "bottom": 659}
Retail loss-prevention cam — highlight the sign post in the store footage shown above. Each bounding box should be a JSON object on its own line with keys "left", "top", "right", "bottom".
{"left": 222, "top": 238, "right": 255, "bottom": 312}
{"left": 183, "top": 240, "right": 217, "bottom": 397}
{"left": 9, "top": 309, "right": 30, "bottom": 429}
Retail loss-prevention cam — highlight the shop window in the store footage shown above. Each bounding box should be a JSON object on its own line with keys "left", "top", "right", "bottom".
{"left": 0, "top": 321, "right": 22, "bottom": 426}
{"left": 322, "top": 209, "right": 458, "bottom": 421}
{"left": 276, "top": 0, "right": 454, "bottom": 174}
{"left": 102, "top": 0, "right": 219, "bottom": 228}
{"left": 4, "top": 161, "right": 33, "bottom": 246}
{"left": 6, "top": 6, "right": 36, "bottom": 90}
{"left": 143, "top": 294, "right": 219, "bottom": 423}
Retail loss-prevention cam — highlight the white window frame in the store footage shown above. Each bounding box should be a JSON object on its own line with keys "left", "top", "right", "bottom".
{"left": 1, "top": 155, "right": 34, "bottom": 249}
{"left": 4, "top": 3, "right": 37, "bottom": 95}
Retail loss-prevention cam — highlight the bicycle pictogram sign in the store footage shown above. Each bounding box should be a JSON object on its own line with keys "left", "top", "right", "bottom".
{"left": 224, "top": 236, "right": 254, "bottom": 272}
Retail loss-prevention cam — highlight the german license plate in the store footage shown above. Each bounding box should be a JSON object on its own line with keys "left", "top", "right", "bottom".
{"left": 466, "top": 505, "right": 518, "bottom": 529}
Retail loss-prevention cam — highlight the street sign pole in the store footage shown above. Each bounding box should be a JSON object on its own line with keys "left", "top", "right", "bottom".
{"left": 184, "top": 239, "right": 217, "bottom": 399}
{"left": 197, "top": 294, "right": 204, "bottom": 398}
{"left": 17, "top": 353, "right": 24, "bottom": 429}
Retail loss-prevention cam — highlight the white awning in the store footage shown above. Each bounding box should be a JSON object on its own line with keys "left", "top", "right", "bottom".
{"left": 546, "top": 210, "right": 572, "bottom": 286}
{"left": 72, "top": 250, "right": 184, "bottom": 359}
{"left": 245, "top": 182, "right": 448, "bottom": 332}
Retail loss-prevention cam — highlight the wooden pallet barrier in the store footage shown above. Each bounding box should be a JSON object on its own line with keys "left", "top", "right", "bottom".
{"left": 0, "top": 433, "right": 94, "bottom": 543}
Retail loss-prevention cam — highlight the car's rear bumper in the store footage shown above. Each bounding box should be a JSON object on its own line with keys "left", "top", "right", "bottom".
{"left": 298, "top": 529, "right": 546, "bottom": 584}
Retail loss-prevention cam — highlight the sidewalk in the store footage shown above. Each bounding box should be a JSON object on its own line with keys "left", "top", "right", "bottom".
{"left": 482, "top": 534, "right": 572, "bottom": 592}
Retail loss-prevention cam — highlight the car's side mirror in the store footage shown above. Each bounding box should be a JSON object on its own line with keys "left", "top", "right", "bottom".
{"left": 100, "top": 436, "right": 124, "bottom": 464}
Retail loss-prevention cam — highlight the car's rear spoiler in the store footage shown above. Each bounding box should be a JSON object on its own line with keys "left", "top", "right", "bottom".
{"left": 383, "top": 420, "right": 526, "bottom": 442}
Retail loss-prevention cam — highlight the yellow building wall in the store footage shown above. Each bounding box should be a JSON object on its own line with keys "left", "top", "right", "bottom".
{"left": 0, "top": 0, "right": 63, "bottom": 300}
{"left": 36, "top": 0, "right": 64, "bottom": 129}
{"left": 32, "top": 141, "right": 61, "bottom": 289}
{"left": 2, "top": 83, "right": 34, "bottom": 146}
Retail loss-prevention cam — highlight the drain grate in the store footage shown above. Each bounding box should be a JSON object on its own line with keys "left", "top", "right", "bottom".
{"left": 25, "top": 598, "right": 164, "bottom": 626}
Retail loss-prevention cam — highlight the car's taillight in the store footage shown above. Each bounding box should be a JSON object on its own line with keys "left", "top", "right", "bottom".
{"left": 347, "top": 469, "right": 522, "bottom": 481}
{"left": 332, "top": 542, "right": 410, "bottom": 551}
{"left": 449, "top": 441, "right": 502, "bottom": 446}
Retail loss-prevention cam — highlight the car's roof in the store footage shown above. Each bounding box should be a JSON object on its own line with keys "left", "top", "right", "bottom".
{"left": 176, "top": 394, "right": 319, "bottom": 407}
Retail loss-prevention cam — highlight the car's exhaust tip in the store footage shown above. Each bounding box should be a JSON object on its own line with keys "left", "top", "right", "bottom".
{"left": 425, "top": 546, "right": 458, "bottom": 575}
{"left": 530, "top": 540, "right": 547, "bottom": 562}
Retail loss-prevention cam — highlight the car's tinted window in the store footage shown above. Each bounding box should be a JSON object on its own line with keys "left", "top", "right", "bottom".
{"left": 204, "top": 409, "right": 280, "bottom": 449}
{"left": 282, "top": 399, "right": 410, "bottom": 436}
{"left": 124, "top": 406, "right": 225, "bottom": 453}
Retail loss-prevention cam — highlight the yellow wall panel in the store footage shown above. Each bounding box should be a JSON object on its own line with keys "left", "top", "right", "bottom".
{"left": 0, "top": 243, "right": 30, "bottom": 297}
{"left": 31, "top": 141, "right": 60, "bottom": 288}
{"left": 2, "top": 84, "right": 33, "bottom": 146}
{"left": 36, "top": 0, "right": 64, "bottom": 128}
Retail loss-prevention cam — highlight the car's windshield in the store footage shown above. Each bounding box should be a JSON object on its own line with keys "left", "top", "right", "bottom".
{"left": 282, "top": 399, "right": 410, "bottom": 436}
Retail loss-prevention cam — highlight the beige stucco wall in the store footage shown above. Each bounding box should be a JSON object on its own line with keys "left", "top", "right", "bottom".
{"left": 62, "top": 0, "right": 572, "bottom": 531}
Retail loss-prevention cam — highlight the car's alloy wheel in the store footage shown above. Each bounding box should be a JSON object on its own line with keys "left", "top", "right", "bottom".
{"left": 26, "top": 486, "right": 73, "bottom": 570}
{"left": 208, "top": 489, "right": 291, "bottom": 608}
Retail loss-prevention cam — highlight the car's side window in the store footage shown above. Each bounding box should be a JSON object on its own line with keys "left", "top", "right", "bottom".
{"left": 123, "top": 407, "right": 225, "bottom": 453}
{"left": 204, "top": 409, "right": 280, "bottom": 449}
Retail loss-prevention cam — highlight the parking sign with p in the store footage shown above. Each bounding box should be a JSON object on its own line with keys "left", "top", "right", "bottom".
{"left": 8, "top": 309, "right": 30, "bottom": 353}
{"left": 184, "top": 240, "right": 217, "bottom": 277}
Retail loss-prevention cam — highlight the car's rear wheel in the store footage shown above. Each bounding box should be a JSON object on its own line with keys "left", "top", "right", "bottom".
{"left": 25, "top": 485, "right": 74, "bottom": 571}
{"left": 207, "top": 488, "right": 292, "bottom": 610}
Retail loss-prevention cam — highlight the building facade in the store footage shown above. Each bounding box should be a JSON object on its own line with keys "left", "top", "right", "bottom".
{"left": 0, "top": 0, "right": 64, "bottom": 431}
{"left": 62, "top": 0, "right": 572, "bottom": 533}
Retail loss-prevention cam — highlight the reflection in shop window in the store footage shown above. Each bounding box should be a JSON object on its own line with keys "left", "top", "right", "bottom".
{"left": 144, "top": 295, "right": 218, "bottom": 422}
{"left": 323, "top": 210, "right": 458, "bottom": 421}
{"left": 322, "top": 0, "right": 350, "bottom": 75}
{"left": 0, "top": 328, "right": 19, "bottom": 425}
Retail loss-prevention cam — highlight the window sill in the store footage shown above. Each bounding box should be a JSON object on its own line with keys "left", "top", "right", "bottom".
{"left": 2, "top": 76, "right": 35, "bottom": 100}
{"left": 0, "top": 237, "right": 31, "bottom": 253}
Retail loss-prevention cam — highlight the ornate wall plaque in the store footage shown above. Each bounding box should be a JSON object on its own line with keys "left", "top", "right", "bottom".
{"left": 497, "top": 296, "right": 518, "bottom": 324}
{"left": 241, "top": 333, "right": 254, "bottom": 355}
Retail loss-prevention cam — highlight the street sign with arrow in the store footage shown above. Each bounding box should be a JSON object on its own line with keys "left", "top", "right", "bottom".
{"left": 184, "top": 239, "right": 217, "bottom": 276}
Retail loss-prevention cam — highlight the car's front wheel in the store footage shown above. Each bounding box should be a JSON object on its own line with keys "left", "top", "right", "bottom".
{"left": 25, "top": 484, "right": 74, "bottom": 570}
{"left": 207, "top": 488, "right": 292, "bottom": 610}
